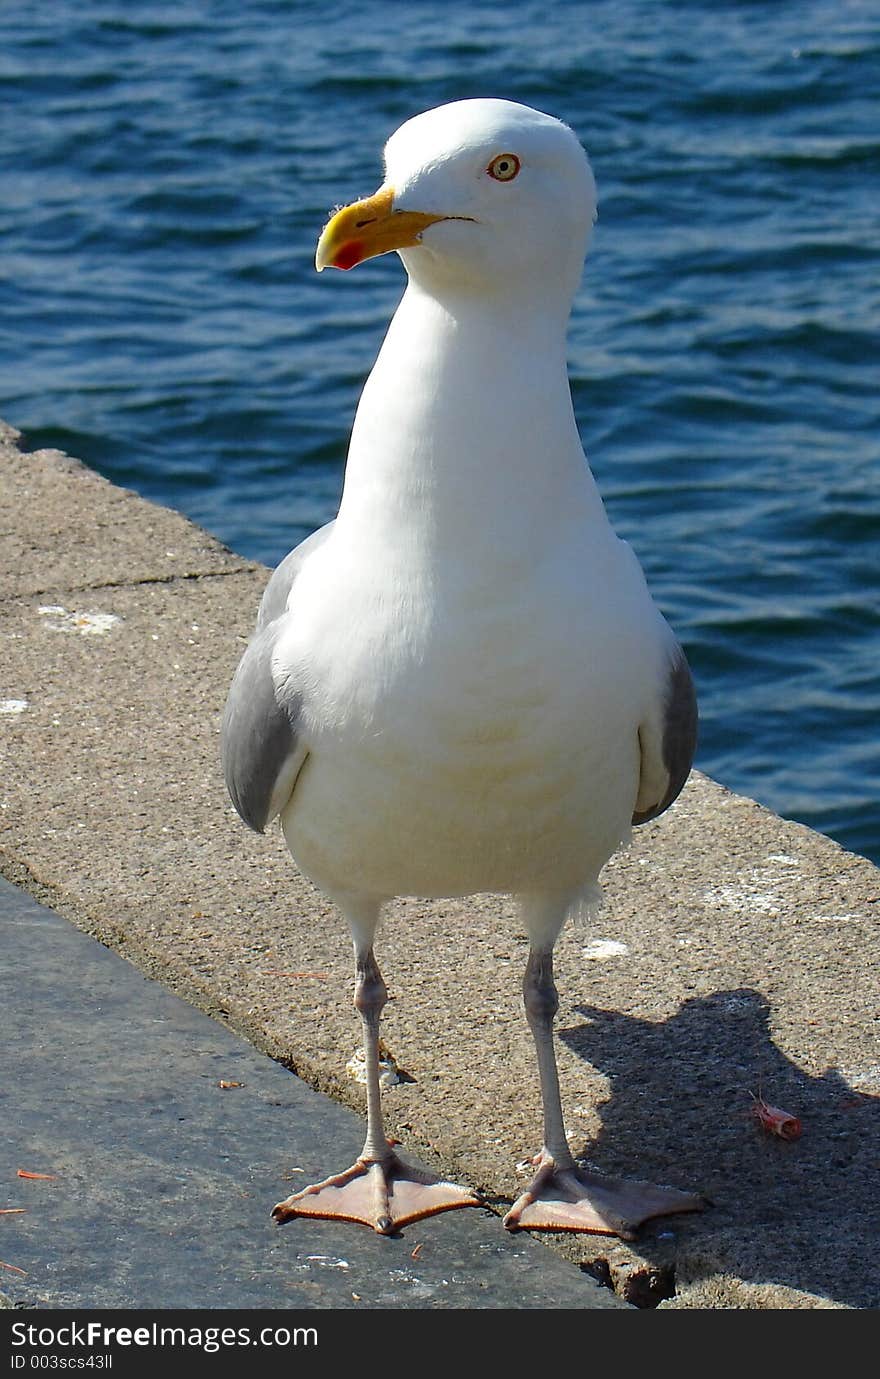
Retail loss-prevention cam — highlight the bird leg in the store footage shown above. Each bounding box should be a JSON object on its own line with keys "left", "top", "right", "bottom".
{"left": 273, "top": 946, "right": 479, "bottom": 1234}
{"left": 503, "top": 946, "right": 704, "bottom": 1239}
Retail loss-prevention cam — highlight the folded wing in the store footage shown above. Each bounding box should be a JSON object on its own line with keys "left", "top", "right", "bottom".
{"left": 632, "top": 644, "right": 697, "bottom": 826}
{"left": 221, "top": 523, "right": 334, "bottom": 833}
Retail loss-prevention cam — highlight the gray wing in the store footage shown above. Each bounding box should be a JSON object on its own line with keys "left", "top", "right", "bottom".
{"left": 222, "top": 522, "right": 334, "bottom": 833}
{"left": 221, "top": 619, "right": 305, "bottom": 833}
{"left": 632, "top": 643, "right": 698, "bottom": 826}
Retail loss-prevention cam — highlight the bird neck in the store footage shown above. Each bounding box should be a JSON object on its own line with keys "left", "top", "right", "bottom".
{"left": 336, "top": 280, "right": 607, "bottom": 565}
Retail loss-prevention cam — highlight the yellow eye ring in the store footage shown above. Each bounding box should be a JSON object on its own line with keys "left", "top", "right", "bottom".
{"left": 487, "top": 153, "right": 521, "bottom": 182}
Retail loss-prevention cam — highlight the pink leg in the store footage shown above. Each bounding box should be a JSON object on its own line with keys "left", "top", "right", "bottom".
{"left": 273, "top": 945, "right": 479, "bottom": 1234}
{"left": 503, "top": 946, "right": 704, "bottom": 1238}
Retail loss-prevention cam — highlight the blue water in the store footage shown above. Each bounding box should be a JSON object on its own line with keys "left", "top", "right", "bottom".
{"left": 2, "top": 1, "right": 878, "bottom": 862}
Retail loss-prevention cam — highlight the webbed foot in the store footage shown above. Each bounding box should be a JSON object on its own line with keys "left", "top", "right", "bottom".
{"left": 273, "top": 1150, "right": 480, "bottom": 1235}
{"left": 503, "top": 1151, "right": 705, "bottom": 1239}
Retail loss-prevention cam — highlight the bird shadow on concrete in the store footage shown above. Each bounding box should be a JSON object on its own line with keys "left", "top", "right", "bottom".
{"left": 558, "top": 987, "right": 879, "bottom": 1309}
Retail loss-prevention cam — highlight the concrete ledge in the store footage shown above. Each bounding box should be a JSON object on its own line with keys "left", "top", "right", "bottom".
{"left": 1, "top": 875, "right": 625, "bottom": 1311}
{"left": 1, "top": 421, "right": 877, "bottom": 1309}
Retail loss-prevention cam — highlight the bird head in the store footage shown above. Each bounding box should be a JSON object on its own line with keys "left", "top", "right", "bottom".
{"left": 315, "top": 99, "right": 597, "bottom": 307}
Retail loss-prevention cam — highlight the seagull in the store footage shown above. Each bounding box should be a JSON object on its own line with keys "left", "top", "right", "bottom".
{"left": 221, "top": 98, "right": 703, "bottom": 1238}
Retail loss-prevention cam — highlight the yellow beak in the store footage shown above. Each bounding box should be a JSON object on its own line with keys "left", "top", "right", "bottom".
{"left": 315, "top": 185, "right": 449, "bottom": 272}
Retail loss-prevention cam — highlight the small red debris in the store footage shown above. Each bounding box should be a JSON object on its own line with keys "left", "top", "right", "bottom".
{"left": 750, "top": 1095, "right": 802, "bottom": 1140}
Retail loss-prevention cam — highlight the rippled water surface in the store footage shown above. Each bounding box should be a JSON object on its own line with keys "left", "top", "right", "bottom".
{"left": 2, "top": 1, "right": 878, "bottom": 860}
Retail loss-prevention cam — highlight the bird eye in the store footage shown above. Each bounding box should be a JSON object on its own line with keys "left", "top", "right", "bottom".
{"left": 487, "top": 153, "right": 521, "bottom": 182}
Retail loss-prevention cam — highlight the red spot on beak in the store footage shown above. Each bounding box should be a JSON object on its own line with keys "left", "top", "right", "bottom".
{"left": 333, "top": 241, "right": 365, "bottom": 271}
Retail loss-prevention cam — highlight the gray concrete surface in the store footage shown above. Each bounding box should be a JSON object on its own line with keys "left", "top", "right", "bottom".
{"left": 0, "top": 877, "right": 621, "bottom": 1310}
{"left": 1, "top": 421, "right": 877, "bottom": 1309}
